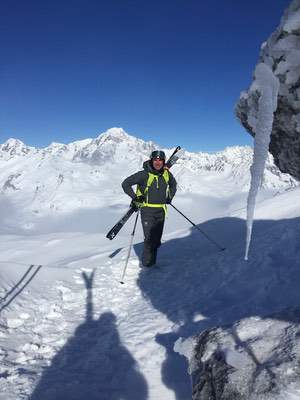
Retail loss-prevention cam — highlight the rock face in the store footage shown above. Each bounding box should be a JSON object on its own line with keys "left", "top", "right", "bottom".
{"left": 236, "top": 0, "right": 300, "bottom": 181}
{"left": 190, "top": 308, "right": 300, "bottom": 400}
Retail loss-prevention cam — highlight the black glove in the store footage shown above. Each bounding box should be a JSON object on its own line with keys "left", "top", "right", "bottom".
{"left": 166, "top": 196, "right": 172, "bottom": 204}
{"left": 131, "top": 195, "right": 145, "bottom": 210}
{"left": 133, "top": 195, "right": 145, "bottom": 203}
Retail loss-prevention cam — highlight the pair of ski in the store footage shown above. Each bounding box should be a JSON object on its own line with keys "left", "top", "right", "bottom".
{"left": 106, "top": 146, "right": 182, "bottom": 240}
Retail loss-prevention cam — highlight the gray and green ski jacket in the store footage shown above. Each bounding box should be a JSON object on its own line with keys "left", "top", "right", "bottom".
{"left": 122, "top": 160, "right": 177, "bottom": 205}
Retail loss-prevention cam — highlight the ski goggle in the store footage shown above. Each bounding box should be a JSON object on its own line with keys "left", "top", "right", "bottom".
{"left": 151, "top": 150, "right": 166, "bottom": 160}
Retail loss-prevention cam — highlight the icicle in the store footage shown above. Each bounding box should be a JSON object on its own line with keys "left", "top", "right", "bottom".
{"left": 245, "top": 64, "right": 279, "bottom": 260}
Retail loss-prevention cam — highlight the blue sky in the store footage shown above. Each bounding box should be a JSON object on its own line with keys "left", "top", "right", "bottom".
{"left": 0, "top": 0, "right": 291, "bottom": 152}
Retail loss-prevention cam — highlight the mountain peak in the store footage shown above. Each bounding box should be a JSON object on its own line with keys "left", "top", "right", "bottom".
{"left": 2, "top": 138, "right": 26, "bottom": 148}
{"left": 0, "top": 138, "right": 33, "bottom": 158}
{"left": 96, "top": 127, "right": 131, "bottom": 143}
{"left": 48, "top": 142, "right": 65, "bottom": 148}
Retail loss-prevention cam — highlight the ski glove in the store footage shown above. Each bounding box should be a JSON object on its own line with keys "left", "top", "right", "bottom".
{"left": 133, "top": 195, "right": 145, "bottom": 203}
{"left": 131, "top": 195, "right": 145, "bottom": 210}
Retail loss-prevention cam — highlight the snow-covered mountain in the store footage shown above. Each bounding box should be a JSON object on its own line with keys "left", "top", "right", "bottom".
{"left": 0, "top": 128, "right": 297, "bottom": 218}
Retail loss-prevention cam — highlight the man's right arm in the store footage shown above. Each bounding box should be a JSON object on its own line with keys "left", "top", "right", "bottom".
{"left": 121, "top": 171, "right": 145, "bottom": 200}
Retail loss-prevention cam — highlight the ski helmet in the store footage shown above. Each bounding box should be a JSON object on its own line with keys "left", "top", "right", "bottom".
{"left": 151, "top": 150, "right": 166, "bottom": 160}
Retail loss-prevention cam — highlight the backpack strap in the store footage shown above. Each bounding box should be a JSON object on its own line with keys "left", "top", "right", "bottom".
{"left": 136, "top": 170, "right": 170, "bottom": 215}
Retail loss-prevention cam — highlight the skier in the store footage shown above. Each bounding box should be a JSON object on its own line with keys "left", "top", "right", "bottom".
{"left": 122, "top": 150, "right": 177, "bottom": 267}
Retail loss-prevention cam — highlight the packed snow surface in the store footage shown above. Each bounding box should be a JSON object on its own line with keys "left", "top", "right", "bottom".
{"left": 0, "top": 130, "right": 299, "bottom": 399}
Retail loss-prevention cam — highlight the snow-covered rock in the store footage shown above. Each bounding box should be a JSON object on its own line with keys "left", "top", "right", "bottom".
{"left": 190, "top": 308, "right": 300, "bottom": 400}
{"left": 0, "top": 138, "right": 36, "bottom": 159}
{"left": 180, "top": 146, "right": 296, "bottom": 191}
{"left": 236, "top": 0, "right": 300, "bottom": 181}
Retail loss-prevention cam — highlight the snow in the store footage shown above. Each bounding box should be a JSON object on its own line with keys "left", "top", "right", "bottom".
{"left": 222, "top": 347, "right": 249, "bottom": 370}
{"left": 0, "top": 130, "right": 299, "bottom": 398}
{"left": 245, "top": 63, "right": 280, "bottom": 260}
{"left": 278, "top": 383, "right": 300, "bottom": 400}
{"left": 174, "top": 337, "right": 196, "bottom": 367}
{"left": 283, "top": 8, "right": 300, "bottom": 32}
{"left": 0, "top": 129, "right": 296, "bottom": 223}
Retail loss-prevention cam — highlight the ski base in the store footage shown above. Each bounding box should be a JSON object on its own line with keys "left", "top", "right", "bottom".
{"left": 106, "top": 206, "right": 136, "bottom": 240}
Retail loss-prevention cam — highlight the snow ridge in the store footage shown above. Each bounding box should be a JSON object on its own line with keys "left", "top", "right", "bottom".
{"left": 0, "top": 128, "right": 297, "bottom": 217}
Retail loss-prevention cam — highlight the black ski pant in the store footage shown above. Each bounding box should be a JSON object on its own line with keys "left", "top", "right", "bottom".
{"left": 140, "top": 207, "right": 165, "bottom": 266}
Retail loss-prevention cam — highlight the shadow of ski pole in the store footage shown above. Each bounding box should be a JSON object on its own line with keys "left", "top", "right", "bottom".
{"left": 0, "top": 264, "right": 35, "bottom": 303}
{"left": 0, "top": 265, "right": 42, "bottom": 313}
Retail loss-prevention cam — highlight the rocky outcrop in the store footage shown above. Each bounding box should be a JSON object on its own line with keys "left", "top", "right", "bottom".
{"left": 236, "top": 0, "right": 300, "bottom": 181}
{"left": 190, "top": 308, "right": 300, "bottom": 399}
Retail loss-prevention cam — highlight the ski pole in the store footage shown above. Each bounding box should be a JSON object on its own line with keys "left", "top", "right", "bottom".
{"left": 170, "top": 204, "right": 226, "bottom": 251}
{"left": 120, "top": 210, "right": 140, "bottom": 284}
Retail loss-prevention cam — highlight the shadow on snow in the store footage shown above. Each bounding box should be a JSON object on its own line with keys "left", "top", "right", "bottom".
{"left": 0, "top": 265, "right": 42, "bottom": 313}
{"left": 30, "top": 270, "right": 148, "bottom": 400}
{"left": 134, "top": 215, "right": 300, "bottom": 399}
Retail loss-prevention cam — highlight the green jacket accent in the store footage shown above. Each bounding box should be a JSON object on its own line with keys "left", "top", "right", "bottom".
{"left": 122, "top": 160, "right": 177, "bottom": 206}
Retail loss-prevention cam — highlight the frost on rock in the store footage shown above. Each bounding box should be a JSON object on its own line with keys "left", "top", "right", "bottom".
{"left": 236, "top": 0, "right": 300, "bottom": 181}
{"left": 245, "top": 63, "right": 279, "bottom": 260}
{"left": 174, "top": 337, "right": 197, "bottom": 373}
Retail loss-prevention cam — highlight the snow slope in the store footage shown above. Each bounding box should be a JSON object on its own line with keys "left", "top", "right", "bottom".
{"left": 0, "top": 163, "right": 299, "bottom": 399}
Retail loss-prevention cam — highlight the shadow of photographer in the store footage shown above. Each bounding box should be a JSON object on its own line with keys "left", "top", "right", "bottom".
{"left": 30, "top": 270, "right": 148, "bottom": 400}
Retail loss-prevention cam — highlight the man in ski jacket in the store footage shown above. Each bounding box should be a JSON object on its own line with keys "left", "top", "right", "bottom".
{"left": 122, "top": 150, "right": 177, "bottom": 267}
